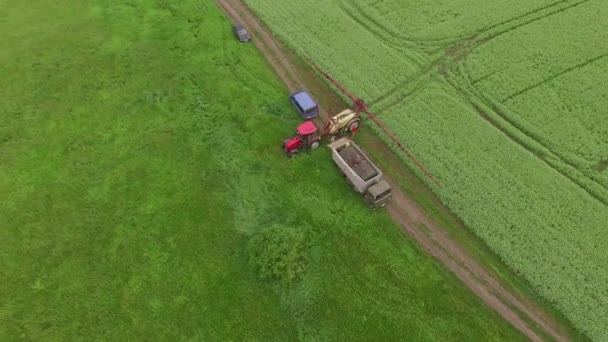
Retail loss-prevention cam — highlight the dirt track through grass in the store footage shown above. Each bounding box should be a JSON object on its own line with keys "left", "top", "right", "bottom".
{"left": 215, "top": 1, "right": 572, "bottom": 341}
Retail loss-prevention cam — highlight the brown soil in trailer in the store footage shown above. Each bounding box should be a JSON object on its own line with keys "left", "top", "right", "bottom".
{"left": 215, "top": 1, "right": 572, "bottom": 341}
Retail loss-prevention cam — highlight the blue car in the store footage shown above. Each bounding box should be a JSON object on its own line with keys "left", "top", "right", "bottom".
{"left": 289, "top": 91, "right": 319, "bottom": 119}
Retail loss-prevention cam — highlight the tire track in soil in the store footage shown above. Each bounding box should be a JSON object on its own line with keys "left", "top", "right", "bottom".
{"left": 216, "top": 1, "right": 571, "bottom": 341}
{"left": 474, "top": 0, "right": 590, "bottom": 45}
{"left": 364, "top": 0, "right": 590, "bottom": 111}
{"left": 285, "top": 0, "right": 580, "bottom": 111}
{"left": 343, "top": 0, "right": 579, "bottom": 48}
{"left": 376, "top": 0, "right": 602, "bottom": 326}
{"left": 455, "top": 0, "right": 608, "bottom": 205}
{"left": 448, "top": 57, "right": 608, "bottom": 206}
{"left": 336, "top": 0, "right": 433, "bottom": 64}
{"left": 502, "top": 54, "right": 608, "bottom": 102}
{"left": 340, "top": 0, "right": 460, "bottom": 50}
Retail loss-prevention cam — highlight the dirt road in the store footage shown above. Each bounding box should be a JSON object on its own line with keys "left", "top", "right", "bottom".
{"left": 215, "top": 1, "right": 570, "bottom": 341}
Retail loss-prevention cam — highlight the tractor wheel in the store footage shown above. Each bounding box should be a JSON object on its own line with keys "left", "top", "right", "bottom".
{"left": 309, "top": 140, "right": 321, "bottom": 150}
{"left": 347, "top": 119, "right": 361, "bottom": 133}
{"left": 287, "top": 149, "right": 299, "bottom": 158}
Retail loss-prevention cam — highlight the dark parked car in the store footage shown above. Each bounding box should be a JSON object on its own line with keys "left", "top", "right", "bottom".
{"left": 233, "top": 24, "right": 251, "bottom": 42}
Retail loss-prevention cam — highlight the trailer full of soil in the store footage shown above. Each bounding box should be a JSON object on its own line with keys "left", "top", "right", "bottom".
{"left": 328, "top": 137, "right": 392, "bottom": 208}
{"left": 337, "top": 144, "right": 378, "bottom": 182}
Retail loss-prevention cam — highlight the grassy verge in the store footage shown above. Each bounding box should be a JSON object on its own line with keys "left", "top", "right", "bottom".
{"left": 1, "top": 0, "right": 524, "bottom": 340}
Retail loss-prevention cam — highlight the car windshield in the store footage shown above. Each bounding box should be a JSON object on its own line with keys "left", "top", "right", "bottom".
{"left": 238, "top": 29, "right": 247, "bottom": 35}
{"left": 304, "top": 107, "right": 316, "bottom": 114}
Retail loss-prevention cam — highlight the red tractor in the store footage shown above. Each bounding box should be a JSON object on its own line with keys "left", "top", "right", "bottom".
{"left": 282, "top": 121, "right": 322, "bottom": 157}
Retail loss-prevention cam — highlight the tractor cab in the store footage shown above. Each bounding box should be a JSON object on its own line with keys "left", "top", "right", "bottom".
{"left": 282, "top": 121, "right": 322, "bottom": 157}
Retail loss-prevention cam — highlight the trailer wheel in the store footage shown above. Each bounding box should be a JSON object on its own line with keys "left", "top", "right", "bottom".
{"left": 347, "top": 119, "right": 361, "bottom": 133}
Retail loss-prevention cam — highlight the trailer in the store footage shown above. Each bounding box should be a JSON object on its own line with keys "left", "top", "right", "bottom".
{"left": 328, "top": 137, "right": 392, "bottom": 208}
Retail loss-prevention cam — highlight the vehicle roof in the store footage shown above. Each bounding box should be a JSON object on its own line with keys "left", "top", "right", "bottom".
{"left": 291, "top": 91, "right": 317, "bottom": 110}
{"left": 368, "top": 180, "right": 391, "bottom": 197}
{"left": 297, "top": 121, "right": 317, "bottom": 135}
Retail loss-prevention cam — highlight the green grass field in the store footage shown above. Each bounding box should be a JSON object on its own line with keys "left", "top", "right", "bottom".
{"left": 244, "top": 0, "right": 608, "bottom": 338}
{"left": 0, "top": 0, "right": 524, "bottom": 340}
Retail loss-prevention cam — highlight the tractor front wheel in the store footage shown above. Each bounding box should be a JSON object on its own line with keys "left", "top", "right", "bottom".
{"left": 287, "top": 149, "right": 299, "bottom": 158}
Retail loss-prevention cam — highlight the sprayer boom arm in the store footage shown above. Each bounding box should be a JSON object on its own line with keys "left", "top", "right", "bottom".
{"left": 304, "top": 56, "right": 442, "bottom": 187}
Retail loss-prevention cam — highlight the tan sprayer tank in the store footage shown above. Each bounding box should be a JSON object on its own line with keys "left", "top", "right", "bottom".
{"left": 323, "top": 109, "right": 360, "bottom": 136}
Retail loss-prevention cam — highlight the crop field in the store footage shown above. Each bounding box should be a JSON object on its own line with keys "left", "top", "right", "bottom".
{"left": 0, "top": 0, "right": 527, "bottom": 340}
{"left": 245, "top": 0, "right": 608, "bottom": 339}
